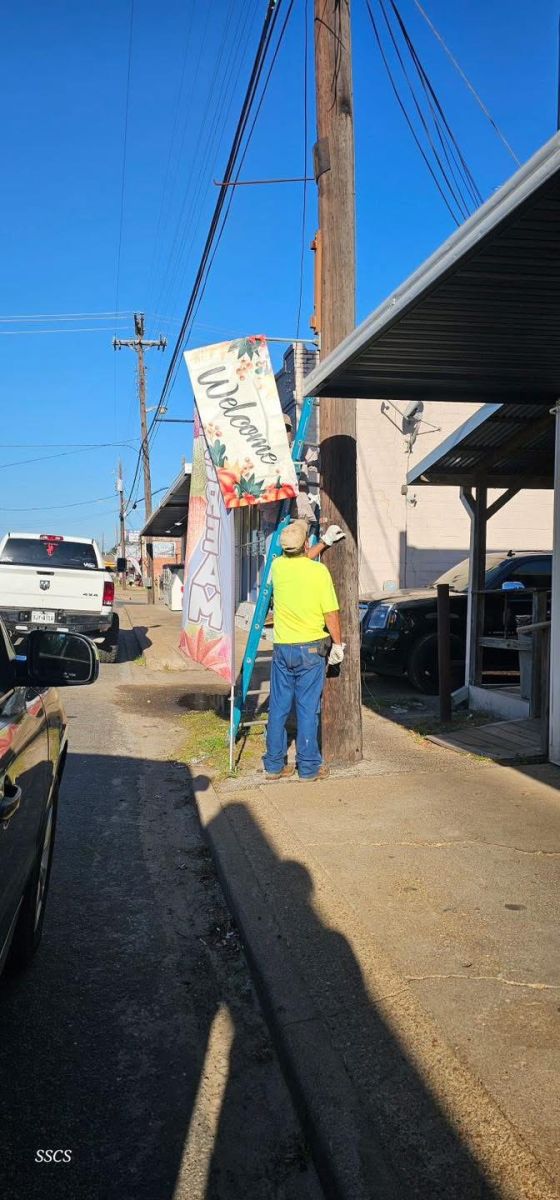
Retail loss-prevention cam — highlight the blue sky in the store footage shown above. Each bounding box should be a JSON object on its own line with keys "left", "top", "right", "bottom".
{"left": 0, "top": 0, "right": 557, "bottom": 548}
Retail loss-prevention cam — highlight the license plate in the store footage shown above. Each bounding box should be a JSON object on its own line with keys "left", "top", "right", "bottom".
{"left": 31, "top": 610, "right": 55, "bottom": 624}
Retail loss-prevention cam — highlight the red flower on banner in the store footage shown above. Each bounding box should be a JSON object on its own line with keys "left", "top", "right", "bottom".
{"left": 179, "top": 625, "right": 232, "bottom": 681}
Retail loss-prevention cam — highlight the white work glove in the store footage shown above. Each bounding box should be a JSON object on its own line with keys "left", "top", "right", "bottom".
{"left": 321, "top": 524, "right": 345, "bottom": 547}
{"left": 328, "top": 642, "right": 345, "bottom": 666}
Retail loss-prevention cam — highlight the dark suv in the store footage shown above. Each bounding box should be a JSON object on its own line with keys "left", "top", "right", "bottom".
{"left": 360, "top": 552, "right": 552, "bottom": 693}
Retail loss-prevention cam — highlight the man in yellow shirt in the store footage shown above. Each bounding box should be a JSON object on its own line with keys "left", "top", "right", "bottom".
{"left": 263, "top": 520, "right": 344, "bottom": 782}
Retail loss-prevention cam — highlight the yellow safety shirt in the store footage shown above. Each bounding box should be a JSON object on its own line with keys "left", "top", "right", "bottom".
{"left": 271, "top": 555, "right": 339, "bottom": 644}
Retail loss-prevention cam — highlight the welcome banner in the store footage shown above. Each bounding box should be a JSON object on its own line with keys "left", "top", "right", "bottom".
{"left": 179, "top": 410, "right": 235, "bottom": 684}
{"left": 184, "top": 336, "right": 298, "bottom": 509}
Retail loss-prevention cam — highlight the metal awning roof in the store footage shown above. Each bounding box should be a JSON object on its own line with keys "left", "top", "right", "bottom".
{"left": 407, "top": 402, "right": 555, "bottom": 489}
{"left": 304, "top": 132, "right": 560, "bottom": 405}
{"left": 140, "top": 464, "right": 191, "bottom": 539}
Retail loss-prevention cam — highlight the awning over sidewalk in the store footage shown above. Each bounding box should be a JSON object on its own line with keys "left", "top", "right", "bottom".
{"left": 140, "top": 463, "right": 191, "bottom": 540}
{"left": 407, "top": 402, "right": 555, "bottom": 489}
{"left": 303, "top": 132, "right": 560, "bottom": 405}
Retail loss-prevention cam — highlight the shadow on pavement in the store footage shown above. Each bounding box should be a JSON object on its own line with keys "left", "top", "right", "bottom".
{"left": 0, "top": 754, "right": 313, "bottom": 1200}
{"left": 206, "top": 800, "right": 505, "bottom": 1200}
{"left": 0, "top": 741, "right": 510, "bottom": 1199}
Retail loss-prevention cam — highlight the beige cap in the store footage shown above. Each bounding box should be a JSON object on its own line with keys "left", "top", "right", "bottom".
{"left": 279, "top": 519, "right": 308, "bottom": 553}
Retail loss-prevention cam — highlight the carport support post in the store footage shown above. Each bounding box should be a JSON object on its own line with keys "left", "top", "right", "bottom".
{"left": 549, "top": 407, "right": 560, "bottom": 763}
{"left": 461, "top": 485, "right": 487, "bottom": 687}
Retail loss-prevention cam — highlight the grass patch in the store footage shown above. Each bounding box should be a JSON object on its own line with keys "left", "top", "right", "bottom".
{"left": 177, "top": 708, "right": 265, "bottom": 781}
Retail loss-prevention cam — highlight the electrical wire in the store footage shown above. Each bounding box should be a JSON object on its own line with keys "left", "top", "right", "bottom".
{"left": 0, "top": 311, "right": 133, "bottom": 323}
{"left": 365, "top": 0, "right": 462, "bottom": 225}
{"left": 0, "top": 494, "right": 116, "bottom": 512}
{"left": 125, "top": 0, "right": 293, "bottom": 517}
{"left": 0, "top": 327, "right": 137, "bottom": 337}
{"left": 144, "top": 0, "right": 198, "bottom": 305}
{"left": 296, "top": 0, "right": 309, "bottom": 339}
{"left": 152, "top": 0, "right": 258, "bottom": 322}
{"left": 113, "top": 0, "right": 135, "bottom": 439}
{"left": 377, "top": 0, "right": 473, "bottom": 220}
{"left": 188, "top": 0, "right": 297, "bottom": 343}
{"left": 411, "top": 0, "right": 520, "bottom": 166}
{"left": 0, "top": 484, "right": 169, "bottom": 513}
{"left": 114, "top": 0, "right": 135, "bottom": 319}
{"left": 387, "top": 0, "right": 482, "bottom": 208}
{"left": 0, "top": 443, "right": 138, "bottom": 471}
{"left": 366, "top": 0, "right": 484, "bottom": 225}
{"left": 0, "top": 441, "right": 139, "bottom": 449}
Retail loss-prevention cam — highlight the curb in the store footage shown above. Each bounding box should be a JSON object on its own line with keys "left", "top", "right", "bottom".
{"left": 192, "top": 776, "right": 399, "bottom": 1200}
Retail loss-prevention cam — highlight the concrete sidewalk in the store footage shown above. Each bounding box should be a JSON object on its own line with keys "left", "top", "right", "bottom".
{"left": 116, "top": 591, "right": 232, "bottom": 696}
{"left": 194, "top": 707, "right": 560, "bottom": 1200}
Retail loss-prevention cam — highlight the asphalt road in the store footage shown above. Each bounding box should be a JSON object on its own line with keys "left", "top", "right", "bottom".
{"left": 0, "top": 642, "right": 322, "bottom": 1200}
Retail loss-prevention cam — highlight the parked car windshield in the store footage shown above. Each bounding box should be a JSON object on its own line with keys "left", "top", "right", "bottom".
{"left": 433, "top": 555, "right": 506, "bottom": 593}
{"left": 0, "top": 538, "right": 98, "bottom": 570}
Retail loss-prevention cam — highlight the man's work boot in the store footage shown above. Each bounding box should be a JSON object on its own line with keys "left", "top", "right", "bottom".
{"left": 264, "top": 765, "right": 296, "bottom": 781}
{"left": 301, "top": 765, "right": 330, "bottom": 782}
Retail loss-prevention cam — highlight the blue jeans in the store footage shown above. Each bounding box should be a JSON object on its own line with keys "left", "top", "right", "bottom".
{"left": 263, "top": 642, "right": 326, "bottom": 779}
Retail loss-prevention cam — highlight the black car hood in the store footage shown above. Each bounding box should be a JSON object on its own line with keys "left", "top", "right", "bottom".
{"left": 361, "top": 586, "right": 464, "bottom": 605}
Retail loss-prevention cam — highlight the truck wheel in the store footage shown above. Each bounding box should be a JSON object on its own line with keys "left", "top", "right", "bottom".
{"left": 97, "top": 613, "right": 119, "bottom": 663}
{"left": 8, "top": 787, "right": 58, "bottom": 971}
{"left": 407, "top": 633, "right": 464, "bottom": 694}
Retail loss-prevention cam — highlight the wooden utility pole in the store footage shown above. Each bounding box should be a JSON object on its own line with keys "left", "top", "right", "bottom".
{"left": 117, "top": 460, "right": 126, "bottom": 586}
{"left": 314, "top": 0, "right": 362, "bottom": 763}
{"left": 113, "top": 313, "right": 167, "bottom": 605}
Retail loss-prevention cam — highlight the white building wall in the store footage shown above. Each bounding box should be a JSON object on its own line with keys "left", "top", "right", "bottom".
{"left": 357, "top": 400, "right": 553, "bottom": 595}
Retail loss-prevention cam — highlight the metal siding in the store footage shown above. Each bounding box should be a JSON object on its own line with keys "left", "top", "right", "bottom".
{"left": 304, "top": 134, "right": 560, "bottom": 404}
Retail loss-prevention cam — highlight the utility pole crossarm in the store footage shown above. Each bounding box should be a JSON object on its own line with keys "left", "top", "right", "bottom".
{"left": 112, "top": 312, "right": 167, "bottom": 604}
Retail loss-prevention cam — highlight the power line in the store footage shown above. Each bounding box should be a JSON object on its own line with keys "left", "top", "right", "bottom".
{"left": 125, "top": 0, "right": 290, "bottom": 516}
{"left": 296, "top": 0, "right": 309, "bottom": 339}
{"left": 0, "top": 311, "right": 133, "bottom": 323}
{"left": 187, "top": 0, "right": 297, "bottom": 354}
{"left": 411, "top": 0, "right": 520, "bottom": 165}
{"left": 0, "top": 442, "right": 138, "bottom": 470}
{"left": 365, "top": 0, "right": 483, "bottom": 225}
{"left": 114, "top": 0, "right": 135, "bottom": 319}
{"left": 152, "top": 1, "right": 258, "bottom": 322}
{"left": 142, "top": 0, "right": 294, "bottom": 497}
{"left": 387, "top": 0, "right": 482, "bottom": 209}
{"left": 377, "top": 0, "right": 475, "bottom": 220}
{"left": 0, "top": 494, "right": 115, "bottom": 512}
{"left": 144, "top": 0, "right": 198, "bottom": 305}
{"left": 0, "top": 441, "right": 139, "bottom": 449}
{"left": 0, "top": 326, "right": 139, "bottom": 337}
{"left": 365, "top": 0, "right": 462, "bottom": 225}
{"left": 0, "top": 484, "right": 169, "bottom": 513}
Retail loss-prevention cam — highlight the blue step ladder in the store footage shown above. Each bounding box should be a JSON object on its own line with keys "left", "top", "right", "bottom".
{"left": 232, "top": 396, "right": 317, "bottom": 740}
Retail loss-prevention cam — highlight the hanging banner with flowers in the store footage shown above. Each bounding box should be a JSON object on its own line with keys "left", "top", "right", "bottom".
{"left": 184, "top": 337, "right": 298, "bottom": 509}
{"left": 179, "top": 410, "right": 235, "bottom": 684}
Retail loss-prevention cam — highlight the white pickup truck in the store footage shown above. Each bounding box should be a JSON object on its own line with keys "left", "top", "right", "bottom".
{"left": 0, "top": 532, "right": 119, "bottom": 662}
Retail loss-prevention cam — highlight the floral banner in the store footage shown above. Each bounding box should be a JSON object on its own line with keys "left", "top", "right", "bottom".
{"left": 184, "top": 336, "right": 298, "bottom": 508}
{"left": 179, "top": 411, "right": 235, "bottom": 684}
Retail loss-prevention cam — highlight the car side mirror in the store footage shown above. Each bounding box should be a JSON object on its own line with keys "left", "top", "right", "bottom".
{"left": 15, "top": 630, "right": 99, "bottom": 688}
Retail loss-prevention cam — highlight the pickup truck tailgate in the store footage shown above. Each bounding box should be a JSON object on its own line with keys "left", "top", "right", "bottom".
{"left": 0, "top": 565, "right": 105, "bottom": 613}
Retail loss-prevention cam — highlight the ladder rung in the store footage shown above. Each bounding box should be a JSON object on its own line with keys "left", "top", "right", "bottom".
{"left": 240, "top": 717, "right": 268, "bottom": 727}
{"left": 245, "top": 689, "right": 270, "bottom": 696}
